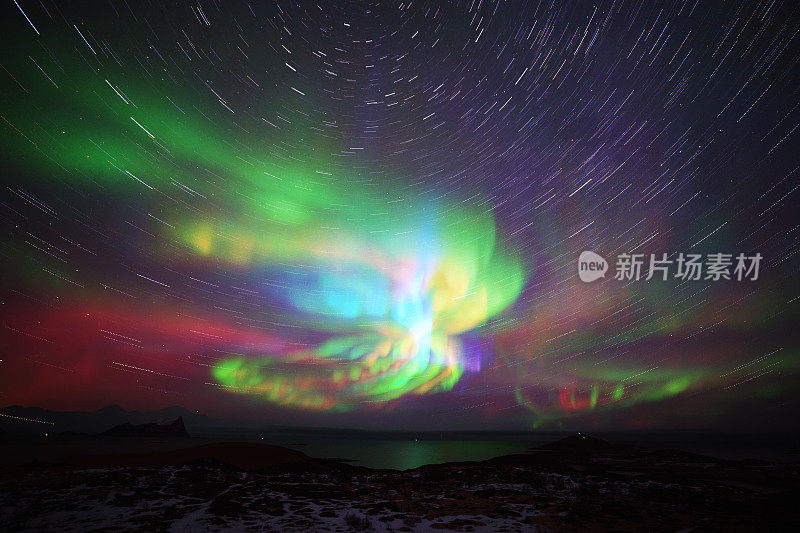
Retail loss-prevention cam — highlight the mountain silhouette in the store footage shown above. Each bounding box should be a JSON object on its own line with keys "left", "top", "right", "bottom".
{"left": 101, "top": 417, "right": 189, "bottom": 438}
{"left": 0, "top": 405, "right": 243, "bottom": 434}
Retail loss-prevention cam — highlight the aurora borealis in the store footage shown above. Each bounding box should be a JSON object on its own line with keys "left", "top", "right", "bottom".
{"left": 1, "top": 1, "right": 799, "bottom": 431}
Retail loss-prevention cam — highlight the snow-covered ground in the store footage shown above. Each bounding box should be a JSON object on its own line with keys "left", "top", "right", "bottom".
{"left": 2, "top": 444, "right": 797, "bottom": 531}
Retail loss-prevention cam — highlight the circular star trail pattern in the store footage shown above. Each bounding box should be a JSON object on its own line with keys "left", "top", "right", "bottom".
{"left": 0, "top": 0, "right": 798, "bottom": 430}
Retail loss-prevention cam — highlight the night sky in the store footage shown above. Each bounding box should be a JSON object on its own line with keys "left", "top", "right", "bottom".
{"left": 1, "top": 0, "right": 798, "bottom": 431}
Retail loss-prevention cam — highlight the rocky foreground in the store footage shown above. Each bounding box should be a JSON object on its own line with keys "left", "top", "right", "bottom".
{"left": 1, "top": 435, "right": 798, "bottom": 531}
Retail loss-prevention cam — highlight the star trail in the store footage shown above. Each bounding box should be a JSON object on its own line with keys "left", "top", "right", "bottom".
{"left": 0, "top": 0, "right": 798, "bottom": 430}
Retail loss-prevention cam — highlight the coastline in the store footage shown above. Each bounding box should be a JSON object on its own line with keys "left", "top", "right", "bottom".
{"left": 1, "top": 434, "right": 798, "bottom": 531}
